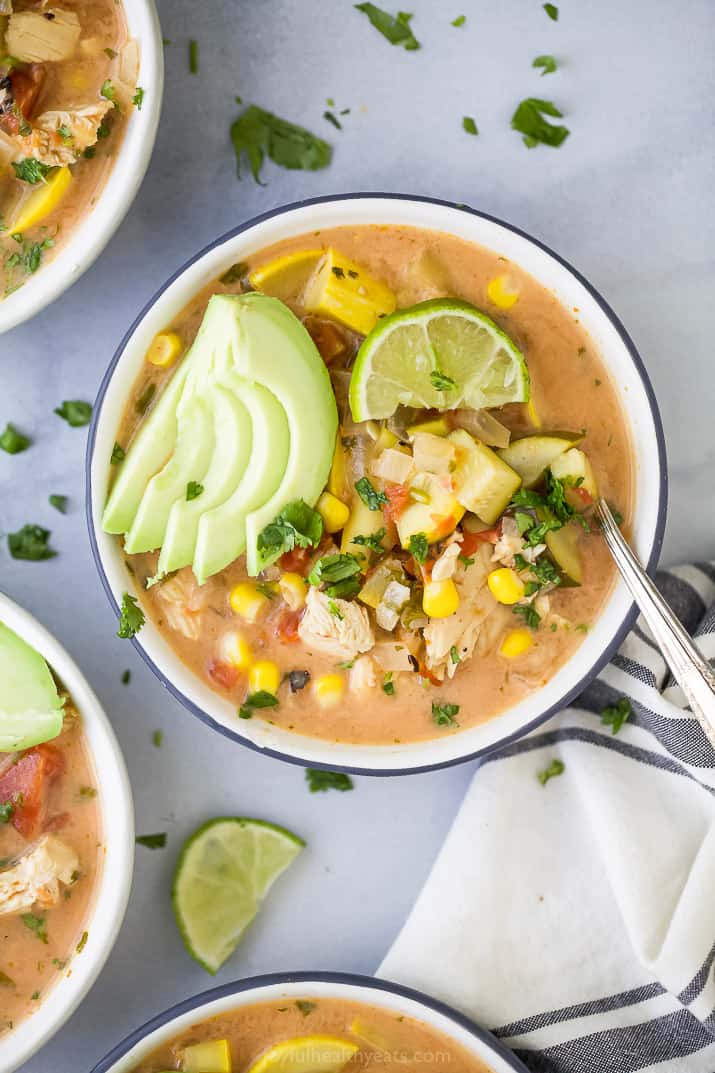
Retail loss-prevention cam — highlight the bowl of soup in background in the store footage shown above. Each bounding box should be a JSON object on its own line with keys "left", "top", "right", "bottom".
{"left": 0, "top": 0, "right": 163, "bottom": 335}
{"left": 0, "top": 592, "right": 134, "bottom": 1073}
{"left": 90, "top": 972, "right": 528, "bottom": 1073}
{"left": 87, "top": 194, "right": 667, "bottom": 775}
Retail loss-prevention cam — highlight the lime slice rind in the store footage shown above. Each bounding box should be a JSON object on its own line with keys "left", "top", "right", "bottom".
{"left": 350, "top": 298, "right": 529, "bottom": 422}
{"left": 172, "top": 817, "right": 304, "bottom": 974}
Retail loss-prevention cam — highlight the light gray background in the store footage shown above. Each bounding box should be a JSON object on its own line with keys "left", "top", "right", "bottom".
{"left": 2, "top": 1, "right": 714, "bottom": 1069}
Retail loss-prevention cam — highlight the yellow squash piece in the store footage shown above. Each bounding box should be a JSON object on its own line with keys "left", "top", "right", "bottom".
{"left": 182, "top": 1037, "right": 232, "bottom": 1073}
{"left": 246, "top": 1035, "right": 358, "bottom": 1073}
{"left": 146, "top": 331, "right": 183, "bottom": 368}
{"left": 303, "top": 248, "right": 396, "bottom": 335}
{"left": 341, "top": 494, "right": 389, "bottom": 564}
{"left": 487, "top": 272, "right": 520, "bottom": 310}
{"left": 406, "top": 416, "right": 450, "bottom": 437}
{"left": 396, "top": 472, "right": 465, "bottom": 547}
{"left": 12, "top": 166, "right": 72, "bottom": 233}
{"left": 249, "top": 249, "right": 323, "bottom": 301}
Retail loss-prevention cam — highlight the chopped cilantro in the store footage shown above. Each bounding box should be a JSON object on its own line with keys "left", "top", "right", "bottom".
{"left": 327, "top": 599, "right": 344, "bottom": 620}
{"left": 309, "top": 553, "right": 362, "bottom": 597}
{"left": 354, "top": 4, "right": 420, "bottom": 49}
{"left": 451, "top": 14, "right": 466, "bottom": 27}
{"left": 432, "top": 701, "right": 459, "bottom": 727}
{"left": 601, "top": 697, "right": 631, "bottom": 735}
{"left": 186, "top": 480, "right": 204, "bottom": 501}
{"left": 306, "top": 769, "right": 353, "bottom": 793}
{"left": 117, "top": 593, "right": 144, "bottom": 639}
{"left": 352, "top": 528, "right": 386, "bottom": 553}
{"left": 511, "top": 97, "right": 569, "bottom": 148}
{"left": 533, "top": 54, "right": 557, "bottom": 75}
{"left": 296, "top": 1000, "right": 318, "bottom": 1015}
{"left": 382, "top": 672, "right": 395, "bottom": 696}
{"left": 462, "top": 116, "right": 478, "bottom": 136}
{"left": 450, "top": 645, "right": 460, "bottom": 665}
{"left": 111, "top": 442, "right": 125, "bottom": 465}
{"left": 324, "top": 110, "right": 342, "bottom": 130}
{"left": 56, "top": 124, "right": 72, "bottom": 141}
{"left": 513, "top": 603, "right": 541, "bottom": 629}
{"left": 538, "top": 758, "right": 564, "bottom": 785}
{"left": 231, "top": 104, "right": 332, "bottom": 184}
{"left": 458, "top": 553, "right": 474, "bottom": 568}
{"left": 239, "top": 690, "right": 279, "bottom": 720}
{"left": 220, "top": 261, "right": 249, "bottom": 284}
{"left": 132, "top": 86, "right": 144, "bottom": 110}
{"left": 21, "top": 914, "right": 48, "bottom": 944}
{"left": 100, "top": 79, "right": 116, "bottom": 101}
{"left": 8, "top": 524, "right": 56, "bottom": 561}
{"left": 515, "top": 510, "right": 533, "bottom": 535}
{"left": 135, "top": 833, "right": 166, "bottom": 849}
{"left": 257, "top": 499, "right": 323, "bottom": 561}
{"left": 408, "top": 532, "right": 429, "bottom": 564}
{"left": 430, "top": 369, "right": 458, "bottom": 390}
{"left": 12, "top": 159, "right": 53, "bottom": 184}
{"left": 152, "top": 729, "right": 163, "bottom": 747}
{"left": 48, "top": 494, "right": 67, "bottom": 513}
{"left": 189, "top": 38, "right": 199, "bottom": 74}
{"left": 121, "top": 670, "right": 131, "bottom": 685}
{"left": 54, "top": 400, "right": 92, "bottom": 427}
{"left": 0, "top": 423, "right": 30, "bottom": 454}
{"left": 543, "top": 3, "right": 558, "bottom": 20}
{"left": 76, "top": 931, "right": 88, "bottom": 954}
{"left": 355, "top": 476, "right": 388, "bottom": 511}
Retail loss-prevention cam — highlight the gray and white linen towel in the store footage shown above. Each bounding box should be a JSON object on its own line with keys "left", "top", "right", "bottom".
{"left": 380, "top": 563, "right": 715, "bottom": 1072}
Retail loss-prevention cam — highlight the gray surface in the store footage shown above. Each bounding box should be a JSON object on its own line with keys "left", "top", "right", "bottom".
{"left": 1, "top": 0, "right": 713, "bottom": 1069}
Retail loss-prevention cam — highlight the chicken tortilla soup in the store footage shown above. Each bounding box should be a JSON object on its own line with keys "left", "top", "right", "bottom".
{"left": 103, "top": 224, "right": 631, "bottom": 745}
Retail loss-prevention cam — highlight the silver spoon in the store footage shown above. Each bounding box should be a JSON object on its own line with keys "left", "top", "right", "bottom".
{"left": 596, "top": 499, "right": 715, "bottom": 748}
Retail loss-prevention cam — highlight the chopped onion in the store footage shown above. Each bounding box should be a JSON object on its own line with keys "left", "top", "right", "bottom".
{"left": 370, "top": 446, "right": 414, "bottom": 484}
{"left": 371, "top": 641, "right": 415, "bottom": 672}
{"left": 453, "top": 409, "right": 511, "bottom": 448}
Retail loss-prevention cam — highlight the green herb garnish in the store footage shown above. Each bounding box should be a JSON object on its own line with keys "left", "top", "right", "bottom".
{"left": 21, "top": 914, "right": 48, "bottom": 944}
{"left": 0, "top": 801, "right": 15, "bottom": 824}
{"left": 48, "top": 494, "right": 67, "bottom": 513}
{"left": 309, "top": 553, "right": 362, "bottom": 593}
{"left": 76, "top": 931, "right": 88, "bottom": 954}
{"left": 189, "top": 39, "right": 199, "bottom": 74}
{"left": 231, "top": 104, "right": 332, "bottom": 184}
{"left": 408, "top": 532, "right": 429, "bottom": 564}
{"left": 543, "top": 3, "right": 558, "bottom": 20}
{"left": 186, "top": 481, "right": 204, "bottom": 501}
{"left": 450, "top": 645, "right": 461, "bottom": 665}
{"left": 305, "top": 769, "right": 354, "bottom": 793}
{"left": 257, "top": 499, "right": 323, "bottom": 561}
{"left": 135, "top": 833, "right": 166, "bottom": 849}
{"left": 432, "top": 701, "right": 459, "bottom": 727}
{"left": 462, "top": 116, "right": 478, "bottom": 136}
{"left": 11, "top": 159, "right": 53, "bottom": 184}
{"left": 355, "top": 476, "right": 388, "bottom": 511}
{"left": 239, "top": 690, "right": 279, "bottom": 720}
{"left": 100, "top": 79, "right": 117, "bottom": 101}
{"left": 0, "top": 423, "right": 30, "bottom": 454}
{"left": 111, "top": 442, "right": 125, "bottom": 465}
{"left": 132, "top": 86, "right": 144, "bottom": 110}
{"left": 0, "top": 971, "right": 14, "bottom": 987}
{"left": 296, "top": 1000, "right": 318, "bottom": 1015}
{"left": 54, "top": 400, "right": 92, "bottom": 427}
{"left": 8, "top": 524, "right": 56, "bottom": 561}
{"left": 324, "top": 110, "right": 342, "bottom": 130}
{"left": 327, "top": 599, "right": 344, "bottom": 620}
{"left": 533, "top": 54, "right": 557, "bottom": 75}
{"left": 79, "top": 786, "right": 97, "bottom": 800}
{"left": 601, "top": 697, "right": 631, "bottom": 735}
{"left": 354, "top": 4, "right": 421, "bottom": 50}
{"left": 352, "top": 528, "right": 386, "bottom": 553}
{"left": 538, "top": 758, "right": 564, "bottom": 785}
{"left": 513, "top": 603, "right": 541, "bottom": 629}
{"left": 117, "top": 593, "right": 144, "bottom": 639}
{"left": 382, "top": 672, "right": 395, "bottom": 696}
{"left": 511, "top": 97, "right": 569, "bottom": 148}
{"left": 430, "top": 369, "right": 458, "bottom": 390}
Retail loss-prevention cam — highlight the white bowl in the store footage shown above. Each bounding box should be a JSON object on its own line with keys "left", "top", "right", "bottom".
{"left": 87, "top": 194, "right": 667, "bottom": 775}
{"left": 90, "top": 972, "right": 528, "bottom": 1073}
{"left": 0, "top": 0, "right": 164, "bottom": 335}
{"left": 0, "top": 592, "right": 134, "bottom": 1073}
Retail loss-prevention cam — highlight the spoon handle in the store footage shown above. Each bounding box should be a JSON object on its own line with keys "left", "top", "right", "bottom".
{"left": 596, "top": 500, "right": 715, "bottom": 748}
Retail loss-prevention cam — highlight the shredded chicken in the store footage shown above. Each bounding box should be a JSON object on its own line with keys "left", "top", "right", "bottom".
{"left": 14, "top": 99, "right": 113, "bottom": 166}
{"left": 0, "top": 836, "right": 78, "bottom": 916}
{"left": 155, "top": 568, "right": 215, "bottom": 641}
{"left": 375, "top": 579, "right": 411, "bottom": 632}
{"left": 298, "top": 587, "right": 374, "bottom": 661}
{"left": 431, "top": 536, "right": 463, "bottom": 582}
{"left": 491, "top": 516, "right": 523, "bottom": 567}
{"left": 424, "top": 544, "right": 496, "bottom": 680}
{"left": 349, "top": 655, "right": 377, "bottom": 693}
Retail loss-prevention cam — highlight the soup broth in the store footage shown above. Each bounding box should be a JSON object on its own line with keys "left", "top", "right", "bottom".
{"left": 108, "top": 224, "right": 631, "bottom": 746}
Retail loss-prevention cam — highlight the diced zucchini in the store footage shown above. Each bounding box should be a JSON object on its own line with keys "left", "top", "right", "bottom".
{"left": 396, "top": 472, "right": 464, "bottom": 547}
{"left": 341, "top": 493, "right": 389, "bottom": 564}
{"left": 358, "top": 560, "right": 404, "bottom": 608}
{"left": 449, "top": 428, "right": 521, "bottom": 525}
{"left": 497, "top": 433, "right": 583, "bottom": 489}
{"left": 537, "top": 507, "right": 583, "bottom": 585}
{"left": 550, "top": 448, "right": 598, "bottom": 498}
{"left": 182, "top": 1037, "right": 232, "bottom": 1073}
{"left": 411, "top": 431, "right": 455, "bottom": 475}
{"left": 303, "top": 248, "right": 396, "bottom": 335}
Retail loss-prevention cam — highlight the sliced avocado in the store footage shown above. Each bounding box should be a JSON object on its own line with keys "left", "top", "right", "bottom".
{"left": 396, "top": 471, "right": 465, "bottom": 547}
{"left": 449, "top": 428, "right": 521, "bottom": 525}
{"left": 497, "top": 432, "right": 583, "bottom": 489}
{"left": 0, "top": 621, "right": 64, "bottom": 753}
{"left": 193, "top": 379, "right": 290, "bottom": 584}
{"left": 124, "top": 395, "right": 214, "bottom": 554}
{"left": 537, "top": 507, "right": 583, "bottom": 585}
{"left": 157, "top": 384, "right": 253, "bottom": 576}
{"left": 550, "top": 447, "right": 598, "bottom": 498}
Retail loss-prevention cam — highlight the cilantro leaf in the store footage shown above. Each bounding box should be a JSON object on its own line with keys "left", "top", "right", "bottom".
{"left": 537, "top": 758, "right": 564, "bottom": 785}
{"left": 543, "top": 3, "right": 558, "bottom": 20}
{"left": 189, "top": 39, "right": 199, "bottom": 74}
{"left": 257, "top": 499, "right": 323, "bottom": 562}
{"left": 132, "top": 86, "right": 145, "bottom": 110}
{"left": 231, "top": 105, "right": 332, "bottom": 184}
{"left": 451, "top": 15, "right": 466, "bottom": 27}
{"left": 135, "top": 833, "right": 166, "bottom": 849}
{"left": 21, "top": 914, "right": 48, "bottom": 943}
{"left": 111, "top": 442, "right": 125, "bottom": 465}
{"left": 240, "top": 691, "right": 279, "bottom": 722}
{"left": 432, "top": 701, "right": 459, "bottom": 727}
{"left": 306, "top": 769, "right": 354, "bottom": 793}
{"left": 324, "top": 110, "right": 342, "bottom": 130}
{"left": 48, "top": 494, "right": 67, "bottom": 513}
{"left": 54, "top": 400, "right": 92, "bottom": 427}
{"left": 351, "top": 528, "right": 386, "bottom": 553}
{"left": 430, "top": 369, "right": 458, "bottom": 390}
{"left": 117, "top": 593, "right": 145, "bottom": 639}
{"left": 8, "top": 524, "right": 56, "bottom": 561}
{"left": 533, "top": 54, "right": 557, "bottom": 75}
{"left": 309, "top": 553, "right": 362, "bottom": 588}
{"left": 408, "top": 532, "right": 429, "bottom": 565}
{"left": 601, "top": 697, "right": 631, "bottom": 735}
{"left": 186, "top": 480, "right": 204, "bottom": 501}
{"left": 462, "top": 116, "right": 478, "bottom": 136}
{"left": 0, "top": 422, "right": 31, "bottom": 454}
{"left": 382, "top": 673, "right": 396, "bottom": 696}
{"left": 100, "top": 79, "right": 117, "bottom": 101}
{"left": 511, "top": 97, "right": 569, "bottom": 148}
{"left": 12, "top": 159, "right": 53, "bottom": 184}
{"left": 354, "top": 4, "right": 420, "bottom": 50}
{"left": 355, "top": 476, "right": 388, "bottom": 511}
{"left": 513, "top": 603, "right": 541, "bottom": 629}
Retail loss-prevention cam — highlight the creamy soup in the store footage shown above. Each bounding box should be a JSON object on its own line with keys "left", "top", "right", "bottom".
{"left": 105, "top": 224, "right": 631, "bottom": 746}
{"left": 0, "top": 679, "right": 101, "bottom": 1034}
{"left": 0, "top": 0, "right": 139, "bottom": 296}
{"left": 133, "top": 996, "right": 495, "bottom": 1073}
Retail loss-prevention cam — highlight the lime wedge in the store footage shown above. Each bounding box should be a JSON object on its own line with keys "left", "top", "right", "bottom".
{"left": 247, "top": 1036, "right": 358, "bottom": 1073}
{"left": 172, "top": 818, "right": 304, "bottom": 974}
{"left": 349, "top": 298, "right": 529, "bottom": 422}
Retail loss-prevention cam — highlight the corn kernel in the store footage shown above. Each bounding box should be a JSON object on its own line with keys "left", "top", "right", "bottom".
{"left": 487, "top": 273, "right": 520, "bottom": 310}
{"left": 423, "top": 578, "right": 460, "bottom": 618}
{"left": 499, "top": 628, "right": 534, "bottom": 659}
{"left": 313, "top": 673, "right": 345, "bottom": 707}
{"left": 229, "top": 583, "right": 269, "bottom": 623}
{"left": 487, "top": 568, "right": 526, "bottom": 605}
{"left": 146, "top": 331, "right": 183, "bottom": 368}
{"left": 317, "top": 490, "right": 351, "bottom": 534}
{"left": 182, "top": 1038, "right": 232, "bottom": 1073}
{"left": 279, "top": 572, "right": 308, "bottom": 610}
{"left": 248, "top": 660, "right": 280, "bottom": 695}
{"left": 218, "top": 631, "right": 252, "bottom": 670}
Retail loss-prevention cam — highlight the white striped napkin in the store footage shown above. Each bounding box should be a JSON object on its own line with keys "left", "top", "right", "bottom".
{"left": 380, "top": 563, "right": 715, "bottom": 1072}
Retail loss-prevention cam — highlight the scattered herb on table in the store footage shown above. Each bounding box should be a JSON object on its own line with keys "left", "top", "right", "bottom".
{"left": 152, "top": 729, "right": 163, "bottom": 747}
{"left": 111, "top": 442, "right": 125, "bottom": 465}
{"left": 257, "top": 499, "right": 323, "bottom": 560}
{"left": 431, "top": 369, "right": 458, "bottom": 390}
{"left": 0, "top": 423, "right": 30, "bottom": 454}
{"left": 48, "top": 494, "right": 67, "bottom": 513}
{"left": 452, "top": 14, "right": 466, "bottom": 27}
{"left": 306, "top": 769, "right": 354, "bottom": 793}
{"left": 54, "top": 400, "right": 92, "bottom": 427}
{"left": 239, "top": 690, "right": 279, "bottom": 720}
{"left": 408, "top": 532, "right": 429, "bottom": 565}
{"left": 354, "top": 4, "right": 421, "bottom": 50}
{"left": 543, "top": 3, "right": 558, "bottom": 19}
{"left": 538, "top": 758, "right": 564, "bottom": 785}
{"left": 324, "top": 110, "right": 342, "bottom": 130}
{"left": 186, "top": 480, "right": 204, "bottom": 501}
{"left": 462, "top": 116, "right": 478, "bottom": 136}
{"left": 601, "top": 697, "right": 632, "bottom": 735}
{"left": 355, "top": 476, "right": 388, "bottom": 511}
{"left": 21, "top": 914, "right": 48, "bottom": 944}
{"left": 117, "top": 593, "right": 145, "bottom": 639}
{"left": 8, "top": 524, "right": 56, "bottom": 561}
{"left": 136, "top": 833, "right": 167, "bottom": 849}
{"left": 231, "top": 104, "right": 332, "bottom": 184}
{"left": 432, "top": 701, "right": 460, "bottom": 727}
{"left": 511, "top": 97, "right": 569, "bottom": 148}
{"left": 189, "top": 39, "right": 199, "bottom": 74}
{"left": 533, "top": 54, "right": 557, "bottom": 75}
{"left": 121, "top": 669, "right": 131, "bottom": 685}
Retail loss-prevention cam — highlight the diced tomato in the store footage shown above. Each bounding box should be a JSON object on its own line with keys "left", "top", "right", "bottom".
{"left": 572, "top": 487, "right": 593, "bottom": 506}
{"left": 10, "top": 64, "right": 46, "bottom": 121}
{"left": 383, "top": 483, "right": 410, "bottom": 523}
{"left": 0, "top": 744, "right": 65, "bottom": 841}
{"left": 208, "top": 660, "right": 240, "bottom": 691}
{"left": 274, "top": 609, "right": 303, "bottom": 643}
{"left": 460, "top": 527, "right": 500, "bottom": 557}
{"left": 279, "top": 546, "right": 312, "bottom": 574}
{"left": 418, "top": 662, "right": 443, "bottom": 686}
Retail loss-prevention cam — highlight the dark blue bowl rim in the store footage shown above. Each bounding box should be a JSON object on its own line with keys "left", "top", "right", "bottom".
{"left": 86, "top": 191, "right": 668, "bottom": 777}
{"left": 89, "top": 970, "right": 529, "bottom": 1073}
